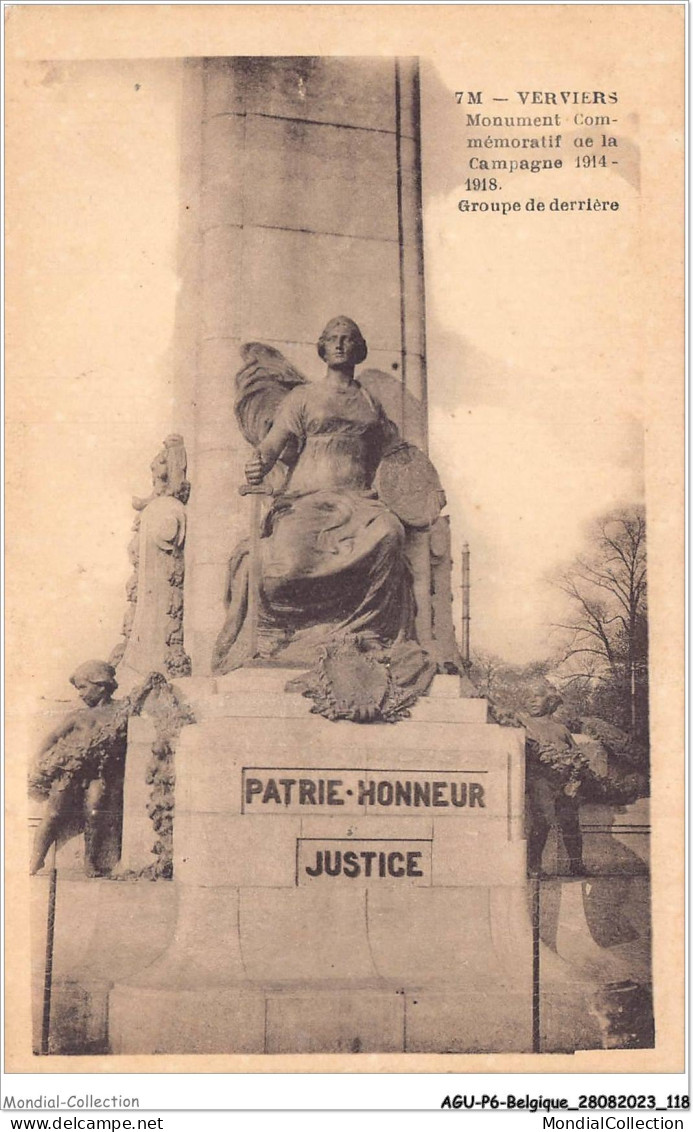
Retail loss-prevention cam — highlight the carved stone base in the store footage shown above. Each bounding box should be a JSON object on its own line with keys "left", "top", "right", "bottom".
{"left": 33, "top": 675, "right": 651, "bottom": 1055}
{"left": 108, "top": 671, "right": 534, "bottom": 1053}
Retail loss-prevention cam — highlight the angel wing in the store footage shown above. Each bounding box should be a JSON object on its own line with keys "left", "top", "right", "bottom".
{"left": 234, "top": 342, "right": 308, "bottom": 467}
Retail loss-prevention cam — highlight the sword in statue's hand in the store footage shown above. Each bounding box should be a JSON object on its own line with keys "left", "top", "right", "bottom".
{"left": 239, "top": 459, "right": 274, "bottom": 661}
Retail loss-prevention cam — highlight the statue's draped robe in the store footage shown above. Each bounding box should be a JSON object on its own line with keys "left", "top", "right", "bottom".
{"left": 214, "top": 381, "right": 417, "bottom": 671}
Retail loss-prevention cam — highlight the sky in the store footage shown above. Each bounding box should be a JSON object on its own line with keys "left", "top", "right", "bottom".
{"left": 421, "top": 57, "right": 645, "bottom": 664}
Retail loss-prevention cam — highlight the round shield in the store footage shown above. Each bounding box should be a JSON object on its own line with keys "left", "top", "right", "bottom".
{"left": 375, "top": 443, "right": 446, "bottom": 530}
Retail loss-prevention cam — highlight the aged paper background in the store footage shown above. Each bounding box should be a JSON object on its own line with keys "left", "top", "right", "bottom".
{"left": 5, "top": 3, "right": 684, "bottom": 1074}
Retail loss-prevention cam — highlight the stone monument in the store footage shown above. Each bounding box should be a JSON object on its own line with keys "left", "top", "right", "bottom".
{"left": 105, "top": 56, "right": 534, "bottom": 1054}
{"left": 30, "top": 56, "right": 651, "bottom": 1057}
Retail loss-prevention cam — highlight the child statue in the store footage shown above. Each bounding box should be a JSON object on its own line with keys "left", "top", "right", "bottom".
{"left": 29, "top": 661, "right": 163, "bottom": 877}
{"left": 517, "top": 678, "right": 589, "bottom": 878}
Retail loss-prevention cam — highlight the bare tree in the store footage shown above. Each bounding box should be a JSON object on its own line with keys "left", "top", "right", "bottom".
{"left": 471, "top": 651, "right": 554, "bottom": 715}
{"left": 553, "top": 507, "right": 648, "bottom": 740}
{"left": 470, "top": 649, "right": 504, "bottom": 700}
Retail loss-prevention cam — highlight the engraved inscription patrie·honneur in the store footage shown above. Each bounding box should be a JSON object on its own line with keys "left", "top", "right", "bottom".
{"left": 241, "top": 767, "right": 488, "bottom": 815}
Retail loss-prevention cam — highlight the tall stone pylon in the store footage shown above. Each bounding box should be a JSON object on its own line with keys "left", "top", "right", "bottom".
{"left": 176, "top": 58, "right": 429, "bottom": 673}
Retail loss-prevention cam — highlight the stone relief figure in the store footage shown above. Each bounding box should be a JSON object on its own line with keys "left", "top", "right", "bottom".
{"left": 111, "top": 434, "right": 191, "bottom": 684}
{"left": 29, "top": 663, "right": 164, "bottom": 876}
{"left": 211, "top": 318, "right": 446, "bottom": 707}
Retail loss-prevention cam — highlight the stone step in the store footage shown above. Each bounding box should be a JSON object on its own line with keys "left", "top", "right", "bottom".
{"left": 194, "top": 691, "right": 487, "bottom": 723}
{"left": 109, "top": 980, "right": 534, "bottom": 1055}
{"left": 209, "top": 670, "right": 475, "bottom": 699}
{"left": 410, "top": 696, "right": 488, "bottom": 722}
{"left": 214, "top": 668, "right": 306, "bottom": 695}
{"left": 180, "top": 670, "right": 488, "bottom": 723}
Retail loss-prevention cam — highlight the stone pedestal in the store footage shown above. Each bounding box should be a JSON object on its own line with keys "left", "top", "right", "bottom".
{"left": 31, "top": 677, "right": 651, "bottom": 1054}
{"left": 110, "top": 673, "right": 533, "bottom": 1053}
{"left": 30, "top": 875, "right": 175, "bottom": 1054}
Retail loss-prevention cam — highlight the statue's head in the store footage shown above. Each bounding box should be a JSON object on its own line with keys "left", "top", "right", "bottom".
{"left": 317, "top": 316, "right": 368, "bottom": 367}
{"left": 70, "top": 660, "right": 118, "bottom": 706}
{"left": 524, "top": 677, "right": 563, "bottom": 718}
{"left": 150, "top": 435, "right": 190, "bottom": 503}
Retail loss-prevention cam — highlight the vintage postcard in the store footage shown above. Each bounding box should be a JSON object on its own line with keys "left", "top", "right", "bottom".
{"left": 4, "top": 3, "right": 685, "bottom": 1077}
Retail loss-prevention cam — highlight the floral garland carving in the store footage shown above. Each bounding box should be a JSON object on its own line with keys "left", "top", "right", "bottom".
{"left": 114, "top": 678, "right": 195, "bottom": 881}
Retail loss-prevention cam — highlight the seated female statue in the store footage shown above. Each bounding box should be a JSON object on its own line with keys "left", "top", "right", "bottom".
{"left": 211, "top": 317, "right": 430, "bottom": 673}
